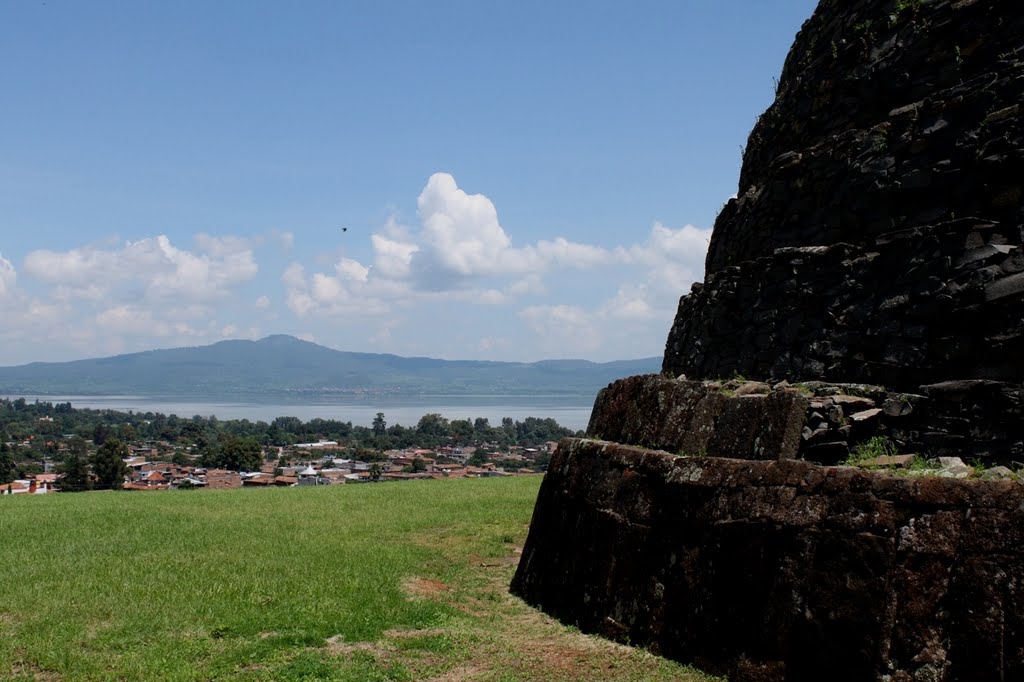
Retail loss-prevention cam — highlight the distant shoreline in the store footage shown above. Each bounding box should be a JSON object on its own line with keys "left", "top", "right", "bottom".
{"left": 6, "top": 393, "right": 597, "bottom": 431}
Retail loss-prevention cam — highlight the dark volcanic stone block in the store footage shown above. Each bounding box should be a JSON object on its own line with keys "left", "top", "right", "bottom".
{"left": 511, "top": 439, "right": 1024, "bottom": 681}
{"left": 586, "top": 375, "right": 808, "bottom": 460}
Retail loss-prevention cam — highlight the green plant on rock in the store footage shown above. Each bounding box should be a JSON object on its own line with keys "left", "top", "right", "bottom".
{"left": 892, "top": 455, "right": 935, "bottom": 476}
{"left": 846, "top": 435, "right": 899, "bottom": 465}
{"left": 893, "top": 0, "right": 921, "bottom": 16}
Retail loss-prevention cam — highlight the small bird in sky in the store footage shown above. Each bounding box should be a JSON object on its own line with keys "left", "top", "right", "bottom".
{"left": 341, "top": 227, "right": 348, "bottom": 232}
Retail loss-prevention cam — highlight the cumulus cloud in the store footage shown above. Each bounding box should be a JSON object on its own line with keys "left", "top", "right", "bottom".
{"left": 416, "top": 172, "right": 512, "bottom": 276}
{"left": 280, "top": 172, "right": 713, "bottom": 361}
{"left": 0, "top": 232, "right": 271, "bottom": 363}
{"left": 410, "top": 173, "right": 614, "bottom": 280}
{"left": 615, "top": 221, "right": 711, "bottom": 295}
{"left": 513, "top": 222, "right": 712, "bottom": 356}
{"left": 24, "top": 235, "right": 258, "bottom": 303}
{"left": 283, "top": 173, "right": 628, "bottom": 318}
{"left": 0, "top": 253, "right": 16, "bottom": 297}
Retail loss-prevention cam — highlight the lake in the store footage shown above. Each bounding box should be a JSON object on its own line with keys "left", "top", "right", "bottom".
{"left": 10, "top": 394, "right": 597, "bottom": 432}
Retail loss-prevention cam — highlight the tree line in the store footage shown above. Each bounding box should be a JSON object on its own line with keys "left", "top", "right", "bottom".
{"left": 0, "top": 398, "right": 581, "bottom": 484}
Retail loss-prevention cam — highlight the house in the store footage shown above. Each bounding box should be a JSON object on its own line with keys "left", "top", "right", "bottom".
{"left": 32, "top": 473, "right": 60, "bottom": 491}
{"left": 392, "top": 455, "right": 435, "bottom": 467}
{"left": 2, "top": 477, "right": 57, "bottom": 495}
{"left": 123, "top": 481, "right": 169, "bottom": 491}
{"left": 297, "top": 476, "right": 331, "bottom": 486}
{"left": 294, "top": 440, "right": 340, "bottom": 449}
{"left": 139, "top": 470, "right": 167, "bottom": 486}
{"left": 1, "top": 480, "right": 30, "bottom": 495}
{"left": 381, "top": 472, "right": 431, "bottom": 481}
{"left": 431, "top": 463, "right": 468, "bottom": 478}
{"left": 204, "top": 469, "right": 242, "bottom": 489}
{"left": 274, "top": 475, "right": 298, "bottom": 487}
{"left": 124, "top": 456, "right": 149, "bottom": 471}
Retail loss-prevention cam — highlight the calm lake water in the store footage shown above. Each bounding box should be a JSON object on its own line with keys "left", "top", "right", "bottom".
{"left": 11, "top": 394, "right": 596, "bottom": 432}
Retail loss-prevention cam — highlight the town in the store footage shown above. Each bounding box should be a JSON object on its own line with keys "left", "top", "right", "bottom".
{"left": 0, "top": 398, "right": 575, "bottom": 495}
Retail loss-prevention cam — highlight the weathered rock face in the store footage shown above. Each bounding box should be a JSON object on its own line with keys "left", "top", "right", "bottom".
{"left": 591, "top": 374, "right": 1024, "bottom": 464}
{"left": 511, "top": 438, "right": 1024, "bottom": 681}
{"left": 664, "top": 0, "right": 1024, "bottom": 390}
{"left": 586, "top": 375, "right": 808, "bottom": 460}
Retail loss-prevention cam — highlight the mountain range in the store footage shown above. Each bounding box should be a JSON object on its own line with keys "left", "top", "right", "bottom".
{"left": 0, "top": 335, "right": 661, "bottom": 397}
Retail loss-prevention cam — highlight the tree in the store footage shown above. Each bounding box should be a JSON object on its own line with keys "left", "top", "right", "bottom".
{"left": 120, "top": 423, "right": 136, "bottom": 443}
{"left": 0, "top": 446, "right": 15, "bottom": 485}
{"left": 401, "top": 456, "right": 425, "bottom": 473}
{"left": 92, "top": 423, "right": 111, "bottom": 446}
{"left": 60, "top": 452, "right": 92, "bottom": 492}
{"left": 369, "top": 462, "right": 383, "bottom": 481}
{"left": 208, "top": 436, "right": 263, "bottom": 472}
{"left": 473, "top": 417, "right": 492, "bottom": 439}
{"left": 67, "top": 435, "right": 88, "bottom": 457}
{"left": 372, "top": 412, "right": 387, "bottom": 437}
{"left": 91, "top": 439, "right": 130, "bottom": 490}
{"left": 416, "top": 413, "right": 450, "bottom": 446}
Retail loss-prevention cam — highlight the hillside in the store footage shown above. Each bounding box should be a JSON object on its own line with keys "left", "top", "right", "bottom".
{"left": 0, "top": 334, "right": 659, "bottom": 396}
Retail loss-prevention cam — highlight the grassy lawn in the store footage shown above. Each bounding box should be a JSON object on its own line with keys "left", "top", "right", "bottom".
{"left": 0, "top": 478, "right": 717, "bottom": 681}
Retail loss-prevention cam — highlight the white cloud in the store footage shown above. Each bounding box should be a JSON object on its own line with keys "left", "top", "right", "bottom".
{"left": 513, "top": 221, "right": 712, "bottom": 356}
{"left": 410, "top": 173, "right": 616, "bottom": 279}
{"left": 371, "top": 233, "right": 418, "bottom": 279}
{"left": 194, "top": 233, "right": 253, "bottom": 257}
{"left": 616, "top": 222, "right": 711, "bottom": 294}
{"left": 0, "top": 253, "right": 16, "bottom": 297}
{"left": 520, "top": 305, "right": 601, "bottom": 354}
{"left": 0, "top": 233, "right": 271, "bottom": 363}
{"left": 335, "top": 258, "right": 369, "bottom": 283}
{"left": 278, "top": 173, "right": 713, "bottom": 360}
{"left": 95, "top": 305, "right": 173, "bottom": 337}
{"left": 416, "top": 172, "right": 512, "bottom": 276}
{"left": 282, "top": 173, "right": 623, "bottom": 319}
{"left": 255, "top": 295, "right": 271, "bottom": 309}
{"left": 24, "top": 235, "right": 258, "bottom": 303}
{"left": 601, "top": 285, "right": 656, "bottom": 320}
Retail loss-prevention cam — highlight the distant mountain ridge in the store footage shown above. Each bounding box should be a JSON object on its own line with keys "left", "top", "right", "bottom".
{"left": 0, "top": 335, "right": 660, "bottom": 396}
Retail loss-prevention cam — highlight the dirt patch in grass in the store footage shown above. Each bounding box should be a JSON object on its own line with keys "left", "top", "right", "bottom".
{"left": 383, "top": 627, "right": 450, "bottom": 639}
{"left": 7, "top": 660, "right": 63, "bottom": 681}
{"left": 83, "top": 617, "right": 116, "bottom": 640}
{"left": 324, "top": 634, "right": 393, "bottom": 660}
{"left": 422, "top": 663, "right": 487, "bottom": 681}
{"left": 403, "top": 576, "right": 451, "bottom": 599}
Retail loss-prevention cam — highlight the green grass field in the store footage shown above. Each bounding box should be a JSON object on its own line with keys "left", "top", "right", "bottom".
{"left": 0, "top": 478, "right": 716, "bottom": 681}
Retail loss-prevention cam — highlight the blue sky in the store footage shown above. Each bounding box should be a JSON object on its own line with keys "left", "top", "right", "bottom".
{"left": 0, "top": 0, "right": 818, "bottom": 365}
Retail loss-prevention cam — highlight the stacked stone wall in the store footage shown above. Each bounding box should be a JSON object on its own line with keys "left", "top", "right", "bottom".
{"left": 512, "top": 439, "right": 1024, "bottom": 681}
